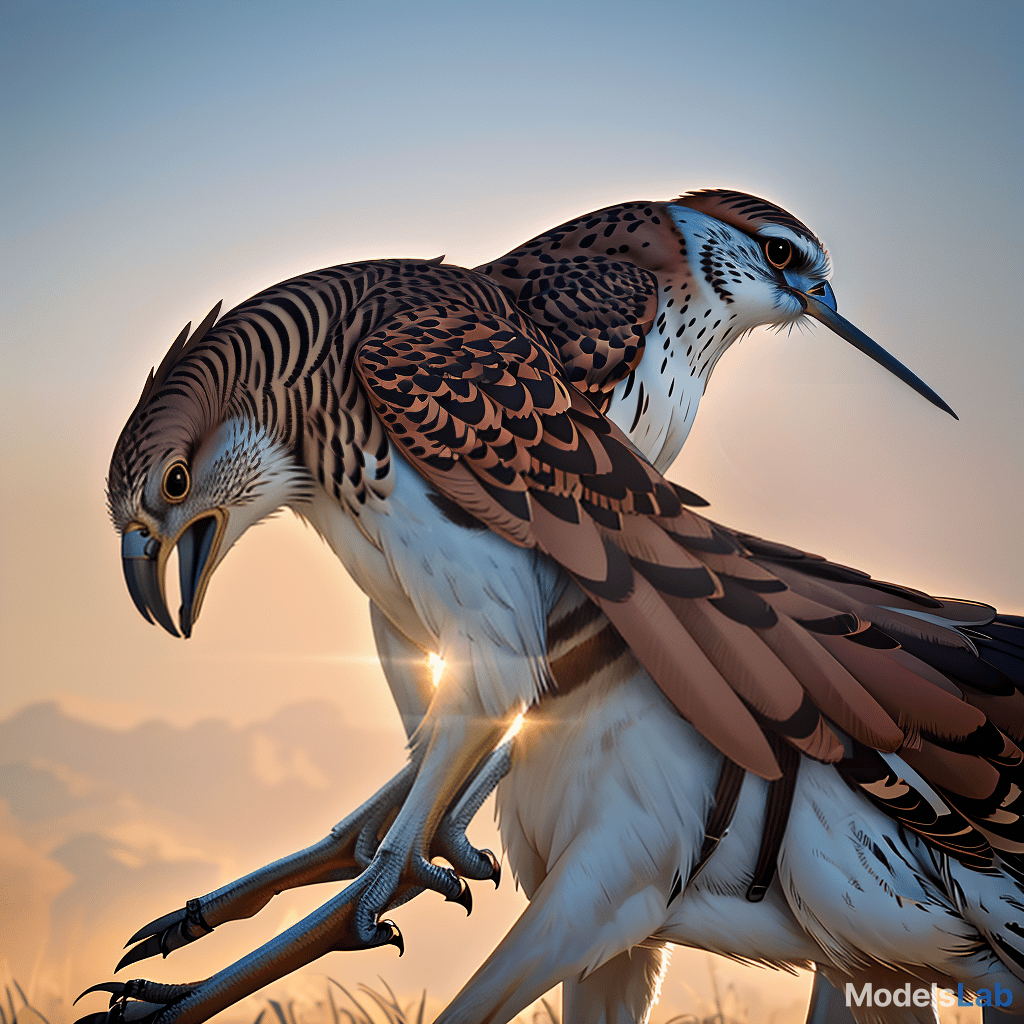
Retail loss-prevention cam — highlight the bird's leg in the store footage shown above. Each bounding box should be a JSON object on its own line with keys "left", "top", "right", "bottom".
{"left": 75, "top": 871, "right": 412, "bottom": 1024}
{"left": 435, "top": 835, "right": 668, "bottom": 1024}
{"left": 561, "top": 944, "right": 671, "bottom": 1024}
{"left": 117, "top": 762, "right": 416, "bottom": 969}
{"left": 804, "top": 971, "right": 859, "bottom": 1024}
{"left": 372, "top": 603, "right": 506, "bottom": 885}
{"left": 76, "top": 703, "right": 511, "bottom": 1024}
{"left": 117, "top": 609, "right": 516, "bottom": 970}
{"left": 429, "top": 737, "right": 511, "bottom": 885}
{"left": 118, "top": 727, "right": 514, "bottom": 971}
{"left": 342, "top": 692, "right": 511, "bottom": 939}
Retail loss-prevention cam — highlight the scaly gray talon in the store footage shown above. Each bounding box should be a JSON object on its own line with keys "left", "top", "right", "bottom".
{"left": 120, "top": 898, "right": 214, "bottom": 970}
{"left": 431, "top": 831, "right": 504, "bottom": 885}
{"left": 112, "top": 769, "right": 416, "bottom": 968}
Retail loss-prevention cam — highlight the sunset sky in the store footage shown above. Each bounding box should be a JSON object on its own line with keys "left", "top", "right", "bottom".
{"left": 1, "top": 2, "right": 1020, "bottom": 1021}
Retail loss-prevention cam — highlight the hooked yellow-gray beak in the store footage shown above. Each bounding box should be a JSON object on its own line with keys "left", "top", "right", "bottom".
{"left": 121, "top": 511, "right": 226, "bottom": 638}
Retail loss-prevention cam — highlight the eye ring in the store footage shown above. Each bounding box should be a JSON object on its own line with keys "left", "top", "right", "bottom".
{"left": 764, "top": 237, "right": 793, "bottom": 270}
{"left": 162, "top": 461, "right": 190, "bottom": 502}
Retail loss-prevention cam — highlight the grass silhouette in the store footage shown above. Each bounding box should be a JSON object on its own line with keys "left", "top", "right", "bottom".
{"left": 2, "top": 977, "right": 751, "bottom": 1024}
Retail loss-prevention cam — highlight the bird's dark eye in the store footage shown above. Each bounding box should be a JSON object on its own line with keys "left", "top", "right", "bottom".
{"left": 162, "top": 462, "right": 190, "bottom": 502}
{"left": 764, "top": 238, "right": 793, "bottom": 270}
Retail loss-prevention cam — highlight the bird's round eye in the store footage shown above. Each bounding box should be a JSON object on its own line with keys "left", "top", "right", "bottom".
{"left": 764, "top": 238, "right": 793, "bottom": 269}
{"left": 162, "top": 462, "right": 190, "bottom": 502}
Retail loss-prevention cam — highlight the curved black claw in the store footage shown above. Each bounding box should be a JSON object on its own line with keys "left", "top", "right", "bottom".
{"left": 432, "top": 831, "right": 504, "bottom": 887}
{"left": 74, "top": 980, "right": 200, "bottom": 1024}
{"left": 446, "top": 876, "right": 473, "bottom": 916}
{"left": 381, "top": 919, "right": 404, "bottom": 957}
{"left": 480, "top": 848, "right": 501, "bottom": 889}
{"left": 118, "top": 899, "right": 213, "bottom": 971}
{"left": 74, "top": 983, "right": 125, "bottom": 1007}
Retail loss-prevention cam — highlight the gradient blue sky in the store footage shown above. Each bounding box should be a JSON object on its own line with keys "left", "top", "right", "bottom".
{"left": 1, "top": 0, "right": 1021, "bottom": 1017}
{"left": 3, "top": 0, "right": 1021, "bottom": 719}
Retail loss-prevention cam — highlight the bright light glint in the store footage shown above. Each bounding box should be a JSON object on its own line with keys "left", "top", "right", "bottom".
{"left": 428, "top": 652, "right": 446, "bottom": 688}
{"left": 503, "top": 712, "right": 525, "bottom": 742}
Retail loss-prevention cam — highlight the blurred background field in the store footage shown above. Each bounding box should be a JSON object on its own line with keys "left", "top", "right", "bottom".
{"left": 0, "top": 700, "right": 983, "bottom": 1024}
{"left": 0, "top": 971, "right": 986, "bottom": 1024}
{"left": 0, "top": 699, "right": 817, "bottom": 1024}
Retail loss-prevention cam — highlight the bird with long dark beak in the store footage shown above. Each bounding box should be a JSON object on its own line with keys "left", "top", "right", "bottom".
{"left": 81, "top": 191, "right": 1021, "bottom": 1024}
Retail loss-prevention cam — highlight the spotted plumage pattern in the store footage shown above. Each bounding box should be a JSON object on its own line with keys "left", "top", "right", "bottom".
{"left": 477, "top": 201, "right": 674, "bottom": 409}
{"left": 476, "top": 190, "right": 837, "bottom": 470}
{"left": 108, "top": 259, "right": 517, "bottom": 525}
{"left": 95, "top": 192, "right": 1023, "bottom": 1024}
{"left": 108, "top": 238, "right": 1024, "bottom": 868}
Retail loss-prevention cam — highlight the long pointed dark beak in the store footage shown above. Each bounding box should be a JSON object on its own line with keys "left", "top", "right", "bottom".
{"left": 796, "top": 289, "right": 957, "bottom": 420}
{"left": 121, "top": 526, "right": 179, "bottom": 637}
{"left": 120, "top": 510, "right": 226, "bottom": 638}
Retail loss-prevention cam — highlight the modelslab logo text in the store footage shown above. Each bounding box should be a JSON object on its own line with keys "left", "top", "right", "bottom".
{"left": 845, "top": 982, "right": 1014, "bottom": 1010}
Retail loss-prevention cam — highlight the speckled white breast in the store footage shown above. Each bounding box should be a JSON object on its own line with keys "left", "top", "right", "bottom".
{"left": 604, "top": 277, "right": 735, "bottom": 472}
{"left": 605, "top": 206, "right": 784, "bottom": 473}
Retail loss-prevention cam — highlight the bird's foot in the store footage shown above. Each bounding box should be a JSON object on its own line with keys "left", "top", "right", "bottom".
{"left": 116, "top": 901, "right": 214, "bottom": 971}
{"left": 432, "top": 832, "right": 501, "bottom": 889}
{"left": 117, "top": 763, "right": 416, "bottom": 969}
{"left": 429, "top": 733, "right": 512, "bottom": 888}
{"left": 74, "top": 981, "right": 203, "bottom": 1024}
{"left": 402, "top": 853, "right": 475, "bottom": 915}
{"left": 76, "top": 873, "right": 406, "bottom": 1024}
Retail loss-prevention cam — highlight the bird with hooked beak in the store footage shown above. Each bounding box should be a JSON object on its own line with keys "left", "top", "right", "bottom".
{"left": 80, "top": 190, "right": 1020, "bottom": 1024}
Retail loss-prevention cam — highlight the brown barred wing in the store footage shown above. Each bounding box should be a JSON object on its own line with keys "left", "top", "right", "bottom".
{"left": 727, "top": 529, "right": 1024, "bottom": 865}
{"left": 540, "top": 498, "right": 1022, "bottom": 866}
{"left": 355, "top": 302, "right": 783, "bottom": 780}
{"left": 482, "top": 254, "right": 658, "bottom": 404}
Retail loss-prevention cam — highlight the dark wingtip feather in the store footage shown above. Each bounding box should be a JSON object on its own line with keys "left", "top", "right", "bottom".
{"left": 710, "top": 576, "right": 777, "bottom": 628}
{"left": 669, "top": 482, "right": 710, "bottom": 507}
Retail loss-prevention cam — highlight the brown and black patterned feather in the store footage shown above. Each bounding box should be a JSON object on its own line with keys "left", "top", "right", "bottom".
{"left": 524, "top": 491, "right": 1023, "bottom": 868}
{"left": 475, "top": 190, "right": 826, "bottom": 411}
{"left": 354, "top": 286, "right": 1024, "bottom": 851}
{"left": 355, "top": 301, "right": 792, "bottom": 778}
{"left": 729, "top": 530, "right": 1024, "bottom": 863}
{"left": 478, "top": 201, "right": 690, "bottom": 409}
{"left": 479, "top": 252, "right": 658, "bottom": 404}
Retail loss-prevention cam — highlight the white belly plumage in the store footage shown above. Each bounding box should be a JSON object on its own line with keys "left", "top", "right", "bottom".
{"left": 492, "top": 661, "right": 1022, "bottom": 1016}
{"left": 296, "top": 454, "right": 565, "bottom": 717}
